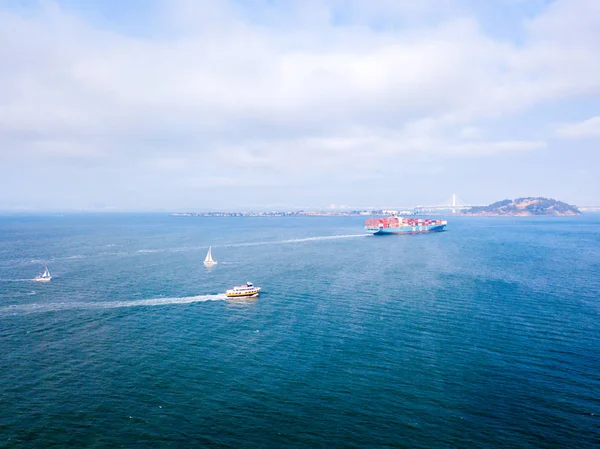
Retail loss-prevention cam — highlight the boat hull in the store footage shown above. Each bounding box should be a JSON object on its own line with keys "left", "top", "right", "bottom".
{"left": 34, "top": 277, "right": 51, "bottom": 282}
{"left": 365, "top": 224, "right": 446, "bottom": 235}
{"left": 226, "top": 291, "right": 260, "bottom": 298}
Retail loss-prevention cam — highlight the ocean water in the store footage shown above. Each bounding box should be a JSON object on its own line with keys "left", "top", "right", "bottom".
{"left": 1, "top": 213, "right": 599, "bottom": 448}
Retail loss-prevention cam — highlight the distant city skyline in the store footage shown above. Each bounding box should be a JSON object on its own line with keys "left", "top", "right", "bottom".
{"left": 1, "top": 0, "right": 599, "bottom": 211}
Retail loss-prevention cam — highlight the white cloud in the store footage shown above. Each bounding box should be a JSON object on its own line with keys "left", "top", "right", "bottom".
{"left": 556, "top": 116, "right": 600, "bottom": 140}
{"left": 0, "top": 0, "right": 598, "bottom": 209}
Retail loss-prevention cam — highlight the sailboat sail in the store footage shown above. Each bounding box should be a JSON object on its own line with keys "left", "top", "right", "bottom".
{"left": 204, "top": 247, "right": 217, "bottom": 265}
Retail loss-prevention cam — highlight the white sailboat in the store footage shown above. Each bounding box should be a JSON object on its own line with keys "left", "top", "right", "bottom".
{"left": 204, "top": 246, "right": 217, "bottom": 267}
{"left": 34, "top": 265, "right": 52, "bottom": 283}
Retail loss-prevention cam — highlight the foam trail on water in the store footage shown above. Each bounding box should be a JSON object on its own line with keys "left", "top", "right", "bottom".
{"left": 0, "top": 279, "right": 35, "bottom": 282}
{"left": 129, "top": 234, "right": 366, "bottom": 254}
{"left": 225, "top": 234, "right": 367, "bottom": 248}
{"left": 0, "top": 294, "right": 227, "bottom": 316}
{"left": 280, "top": 234, "right": 367, "bottom": 244}
{"left": 1, "top": 234, "right": 368, "bottom": 268}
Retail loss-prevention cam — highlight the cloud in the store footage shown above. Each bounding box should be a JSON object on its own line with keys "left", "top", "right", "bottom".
{"left": 556, "top": 116, "right": 600, "bottom": 140}
{"left": 0, "top": 0, "right": 598, "bottom": 209}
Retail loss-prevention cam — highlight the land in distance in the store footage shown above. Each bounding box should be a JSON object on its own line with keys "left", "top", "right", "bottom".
{"left": 462, "top": 197, "right": 581, "bottom": 216}
{"left": 171, "top": 210, "right": 396, "bottom": 217}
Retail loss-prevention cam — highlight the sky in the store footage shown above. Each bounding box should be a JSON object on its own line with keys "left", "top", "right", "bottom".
{"left": 0, "top": 0, "right": 599, "bottom": 211}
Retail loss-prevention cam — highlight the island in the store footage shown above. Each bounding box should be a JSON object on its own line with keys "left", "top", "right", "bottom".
{"left": 463, "top": 197, "right": 581, "bottom": 216}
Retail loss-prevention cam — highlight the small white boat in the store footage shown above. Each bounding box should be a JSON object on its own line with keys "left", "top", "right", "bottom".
{"left": 34, "top": 266, "right": 52, "bottom": 283}
{"left": 204, "top": 246, "right": 217, "bottom": 267}
{"left": 226, "top": 282, "right": 261, "bottom": 298}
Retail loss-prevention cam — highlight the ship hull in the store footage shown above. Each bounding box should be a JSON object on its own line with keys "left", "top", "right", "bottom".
{"left": 226, "top": 292, "right": 260, "bottom": 298}
{"left": 365, "top": 224, "right": 446, "bottom": 235}
{"left": 225, "top": 287, "right": 261, "bottom": 298}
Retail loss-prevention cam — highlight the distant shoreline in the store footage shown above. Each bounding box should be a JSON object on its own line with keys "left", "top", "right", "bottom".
{"left": 171, "top": 198, "right": 589, "bottom": 217}
{"left": 171, "top": 211, "right": 379, "bottom": 217}
{"left": 170, "top": 211, "right": 585, "bottom": 218}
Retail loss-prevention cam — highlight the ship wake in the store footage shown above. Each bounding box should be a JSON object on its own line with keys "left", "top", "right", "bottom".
{"left": 226, "top": 234, "right": 366, "bottom": 248}
{"left": 0, "top": 294, "right": 227, "bottom": 316}
{"left": 0, "top": 279, "right": 37, "bottom": 282}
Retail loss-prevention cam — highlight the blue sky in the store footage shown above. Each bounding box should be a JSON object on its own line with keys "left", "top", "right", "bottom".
{"left": 0, "top": 0, "right": 599, "bottom": 211}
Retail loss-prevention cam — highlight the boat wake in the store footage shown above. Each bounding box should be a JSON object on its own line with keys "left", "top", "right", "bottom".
{"left": 0, "top": 278, "right": 36, "bottom": 282}
{"left": 226, "top": 234, "right": 366, "bottom": 248}
{"left": 280, "top": 234, "right": 367, "bottom": 244}
{"left": 0, "top": 294, "right": 227, "bottom": 316}
{"left": 0, "top": 234, "right": 368, "bottom": 268}
{"left": 131, "top": 234, "right": 367, "bottom": 253}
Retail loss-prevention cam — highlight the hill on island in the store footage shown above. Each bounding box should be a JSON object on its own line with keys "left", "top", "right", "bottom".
{"left": 464, "top": 197, "right": 581, "bottom": 216}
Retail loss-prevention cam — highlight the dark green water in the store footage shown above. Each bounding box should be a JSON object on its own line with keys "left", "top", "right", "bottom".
{"left": 1, "top": 214, "right": 599, "bottom": 448}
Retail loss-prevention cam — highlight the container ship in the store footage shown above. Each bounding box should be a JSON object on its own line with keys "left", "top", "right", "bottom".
{"left": 365, "top": 216, "right": 447, "bottom": 235}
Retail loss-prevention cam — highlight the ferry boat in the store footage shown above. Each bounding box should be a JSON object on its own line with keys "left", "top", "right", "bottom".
{"left": 226, "top": 282, "right": 261, "bottom": 298}
{"left": 365, "top": 216, "right": 447, "bottom": 235}
{"left": 34, "top": 266, "right": 52, "bottom": 282}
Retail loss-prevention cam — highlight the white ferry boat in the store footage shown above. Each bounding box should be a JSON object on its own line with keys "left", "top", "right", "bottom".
{"left": 226, "top": 282, "right": 261, "bottom": 298}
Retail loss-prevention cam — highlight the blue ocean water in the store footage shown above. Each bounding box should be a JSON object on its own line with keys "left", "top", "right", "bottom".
{"left": 0, "top": 213, "right": 599, "bottom": 448}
